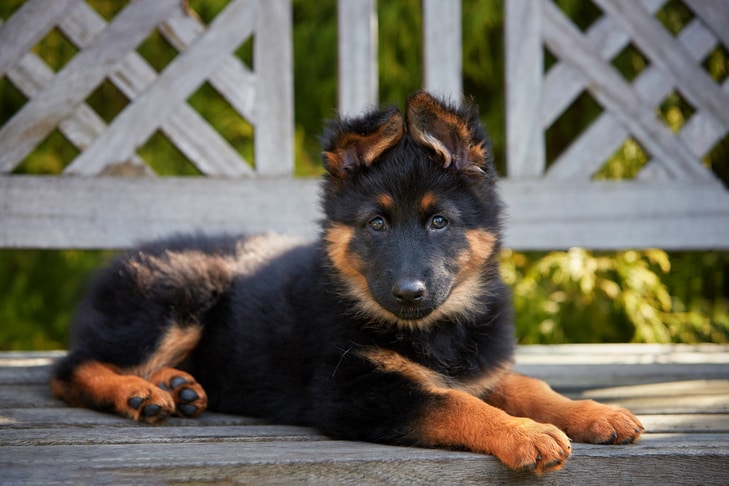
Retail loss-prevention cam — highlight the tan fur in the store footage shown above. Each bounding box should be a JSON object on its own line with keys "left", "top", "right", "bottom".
{"left": 414, "top": 388, "right": 571, "bottom": 473}
{"left": 406, "top": 92, "right": 487, "bottom": 170}
{"left": 50, "top": 361, "right": 176, "bottom": 423}
{"left": 126, "top": 325, "right": 203, "bottom": 380}
{"left": 361, "top": 348, "right": 447, "bottom": 393}
{"left": 485, "top": 372, "right": 644, "bottom": 445}
{"left": 324, "top": 111, "right": 404, "bottom": 176}
{"left": 361, "top": 348, "right": 509, "bottom": 397}
{"left": 360, "top": 348, "right": 570, "bottom": 474}
{"left": 324, "top": 223, "right": 366, "bottom": 286}
{"left": 376, "top": 193, "right": 395, "bottom": 211}
{"left": 325, "top": 225, "right": 498, "bottom": 331}
{"left": 419, "top": 192, "right": 438, "bottom": 213}
{"left": 149, "top": 367, "right": 208, "bottom": 418}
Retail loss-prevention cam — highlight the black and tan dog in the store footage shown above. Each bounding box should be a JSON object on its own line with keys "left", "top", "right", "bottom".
{"left": 52, "top": 92, "right": 642, "bottom": 473}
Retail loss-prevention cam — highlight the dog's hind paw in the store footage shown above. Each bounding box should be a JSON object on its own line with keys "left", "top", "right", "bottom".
{"left": 150, "top": 368, "right": 208, "bottom": 418}
{"left": 122, "top": 381, "right": 176, "bottom": 423}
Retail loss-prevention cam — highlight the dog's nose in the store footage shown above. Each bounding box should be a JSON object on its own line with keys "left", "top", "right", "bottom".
{"left": 392, "top": 279, "right": 426, "bottom": 305}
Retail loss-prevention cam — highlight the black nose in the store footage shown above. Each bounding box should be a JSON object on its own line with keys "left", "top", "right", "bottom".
{"left": 392, "top": 279, "right": 426, "bottom": 305}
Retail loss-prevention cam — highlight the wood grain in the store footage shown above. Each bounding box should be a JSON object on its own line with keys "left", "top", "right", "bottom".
{"left": 505, "top": 0, "right": 545, "bottom": 179}
{"left": 545, "top": 17, "right": 725, "bottom": 181}
{"left": 337, "top": 0, "right": 378, "bottom": 117}
{"left": 3, "top": 176, "right": 729, "bottom": 249}
{"left": 2, "top": 345, "right": 728, "bottom": 485}
{"left": 0, "top": 0, "right": 180, "bottom": 172}
{"left": 423, "top": 0, "right": 462, "bottom": 99}
{"left": 57, "top": 2, "right": 252, "bottom": 177}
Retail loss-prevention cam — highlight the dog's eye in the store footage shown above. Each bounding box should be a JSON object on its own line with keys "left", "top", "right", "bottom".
{"left": 368, "top": 216, "right": 386, "bottom": 232}
{"left": 430, "top": 215, "right": 448, "bottom": 230}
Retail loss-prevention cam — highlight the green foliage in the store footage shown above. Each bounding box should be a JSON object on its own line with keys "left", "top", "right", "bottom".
{"left": 502, "top": 249, "right": 729, "bottom": 344}
{"left": 1, "top": 1, "right": 727, "bottom": 349}
{"left": 0, "top": 250, "right": 112, "bottom": 350}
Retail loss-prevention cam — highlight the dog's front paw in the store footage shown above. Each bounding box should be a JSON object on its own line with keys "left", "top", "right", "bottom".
{"left": 150, "top": 368, "right": 208, "bottom": 418}
{"left": 492, "top": 418, "right": 572, "bottom": 474}
{"left": 562, "top": 400, "right": 644, "bottom": 445}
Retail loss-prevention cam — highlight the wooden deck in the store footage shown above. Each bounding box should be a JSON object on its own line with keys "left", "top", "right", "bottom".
{"left": 1, "top": 344, "right": 728, "bottom": 485}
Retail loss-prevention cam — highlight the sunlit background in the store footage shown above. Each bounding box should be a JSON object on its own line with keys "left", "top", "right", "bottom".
{"left": 1, "top": 0, "right": 727, "bottom": 349}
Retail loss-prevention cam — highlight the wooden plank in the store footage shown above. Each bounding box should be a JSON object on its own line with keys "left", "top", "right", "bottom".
{"left": 514, "top": 362, "right": 729, "bottom": 389}
{"left": 65, "top": 0, "right": 258, "bottom": 176}
{"left": 423, "top": 0, "right": 462, "bottom": 99}
{"left": 254, "top": 0, "right": 294, "bottom": 176}
{"left": 3, "top": 177, "right": 729, "bottom": 249}
{"left": 679, "top": 79, "right": 729, "bottom": 159}
{"left": 0, "top": 176, "right": 321, "bottom": 249}
{"left": 593, "top": 0, "right": 729, "bottom": 128}
{"left": 0, "top": 408, "right": 266, "bottom": 429}
{"left": 585, "top": 393, "right": 729, "bottom": 415}
{"left": 337, "top": 0, "right": 378, "bottom": 117}
{"left": 159, "top": 6, "right": 258, "bottom": 123}
{"left": 0, "top": 352, "right": 60, "bottom": 385}
{"left": 584, "top": 380, "right": 729, "bottom": 398}
{"left": 542, "top": 1, "right": 714, "bottom": 183}
{"left": 513, "top": 344, "right": 729, "bottom": 388}
{"left": 541, "top": 0, "right": 665, "bottom": 129}
{"left": 0, "top": 385, "right": 63, "bottom": 409}
{"left": 0, "top": 0, "right": 82, "bottom": 78}
{"left": 2, "top": 434, "right": 728, "bottom": 485}
{"left": 505, "top": 0, "right": 545, "bottom": 178}
{"left": 504, "top": 214, "right": 729, "bottom": 250}
{"left": 641, "top": 414, "right": 729, "bottom": 434}
{"left": 0, "top": 22, "right": 149, "bottom": 175}
{"left": 0, "top": 440, "right": 494, "bottom": 485}
{"left": 0, "top": 424, "right": 324, "bottom": 446}
{"left": 684, "top": 0, "right": 729, "bottom": 49}
{"left": 1, "top": 346, "right": 727, "bottom": 484}
{"left": 513, "top": 343, "right": 729, "bottom": 364}
{"left": 57, "top": 2, "right": 252, "bottom": 177}
{"left": 575, "top": 380, "right": 729, "bottom": 414}
{"left": 0, "top": 0, "right": 180, "bottom": 173}
{"left": 500, "top": 180, "right": 729, "bottom": 250}
{"left": 545, "top": 17, "right": 722, "bottom": 181}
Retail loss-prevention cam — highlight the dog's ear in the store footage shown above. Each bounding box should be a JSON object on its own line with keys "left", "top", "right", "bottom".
{"left": 322, "top": 107, "right": 404, "bottom": 178}
{"left": 406, "top": 91, "right": 489, "bottom": 177}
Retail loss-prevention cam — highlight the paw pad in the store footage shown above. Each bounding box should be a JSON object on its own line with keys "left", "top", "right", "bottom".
{"left": 150, "top": 369, "right": 208, "bottom": 418}
{"left": 122, "top": 384, "right": 175, "bottom": 423}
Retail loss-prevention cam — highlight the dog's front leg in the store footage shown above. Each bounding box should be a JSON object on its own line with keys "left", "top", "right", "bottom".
{"left": 484, "top": 372, "right": 644, "bottom": 445}
{"left": 411, "top": 388, "right": 572, "bottom": 473}
{"left": 339, "top": 348, "right": 571, "bottom": 473}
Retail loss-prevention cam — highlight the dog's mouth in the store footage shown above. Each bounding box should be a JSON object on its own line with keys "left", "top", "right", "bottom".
{"left": 373, "top": 286, "right": 447, "bottom": 322}
{"left": 353, "top": 275, "right": 456, "bottom": 326}
{"left": 389, "top": 305, "right": 435, "bottom": 321}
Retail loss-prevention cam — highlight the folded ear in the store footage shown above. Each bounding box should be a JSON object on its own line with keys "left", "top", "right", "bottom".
{"left": 322, "top": 107, "right": 405, "bottom": 178}
{"left": 405, "top": 91, "right": 489, "bottom": 177}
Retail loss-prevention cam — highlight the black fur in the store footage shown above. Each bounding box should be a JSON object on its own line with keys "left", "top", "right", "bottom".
{"left": 54, "top": 92, "right": 514, "bottom": 446}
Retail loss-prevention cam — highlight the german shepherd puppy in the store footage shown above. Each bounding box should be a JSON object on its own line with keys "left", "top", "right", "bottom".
{"left": 52, "top": 92, "right": 642, "bottom": 473}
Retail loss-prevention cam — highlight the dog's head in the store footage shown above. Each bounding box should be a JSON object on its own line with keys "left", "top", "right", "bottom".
{"left": 320, "top": 92, "right": 503, "bottom": 330}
